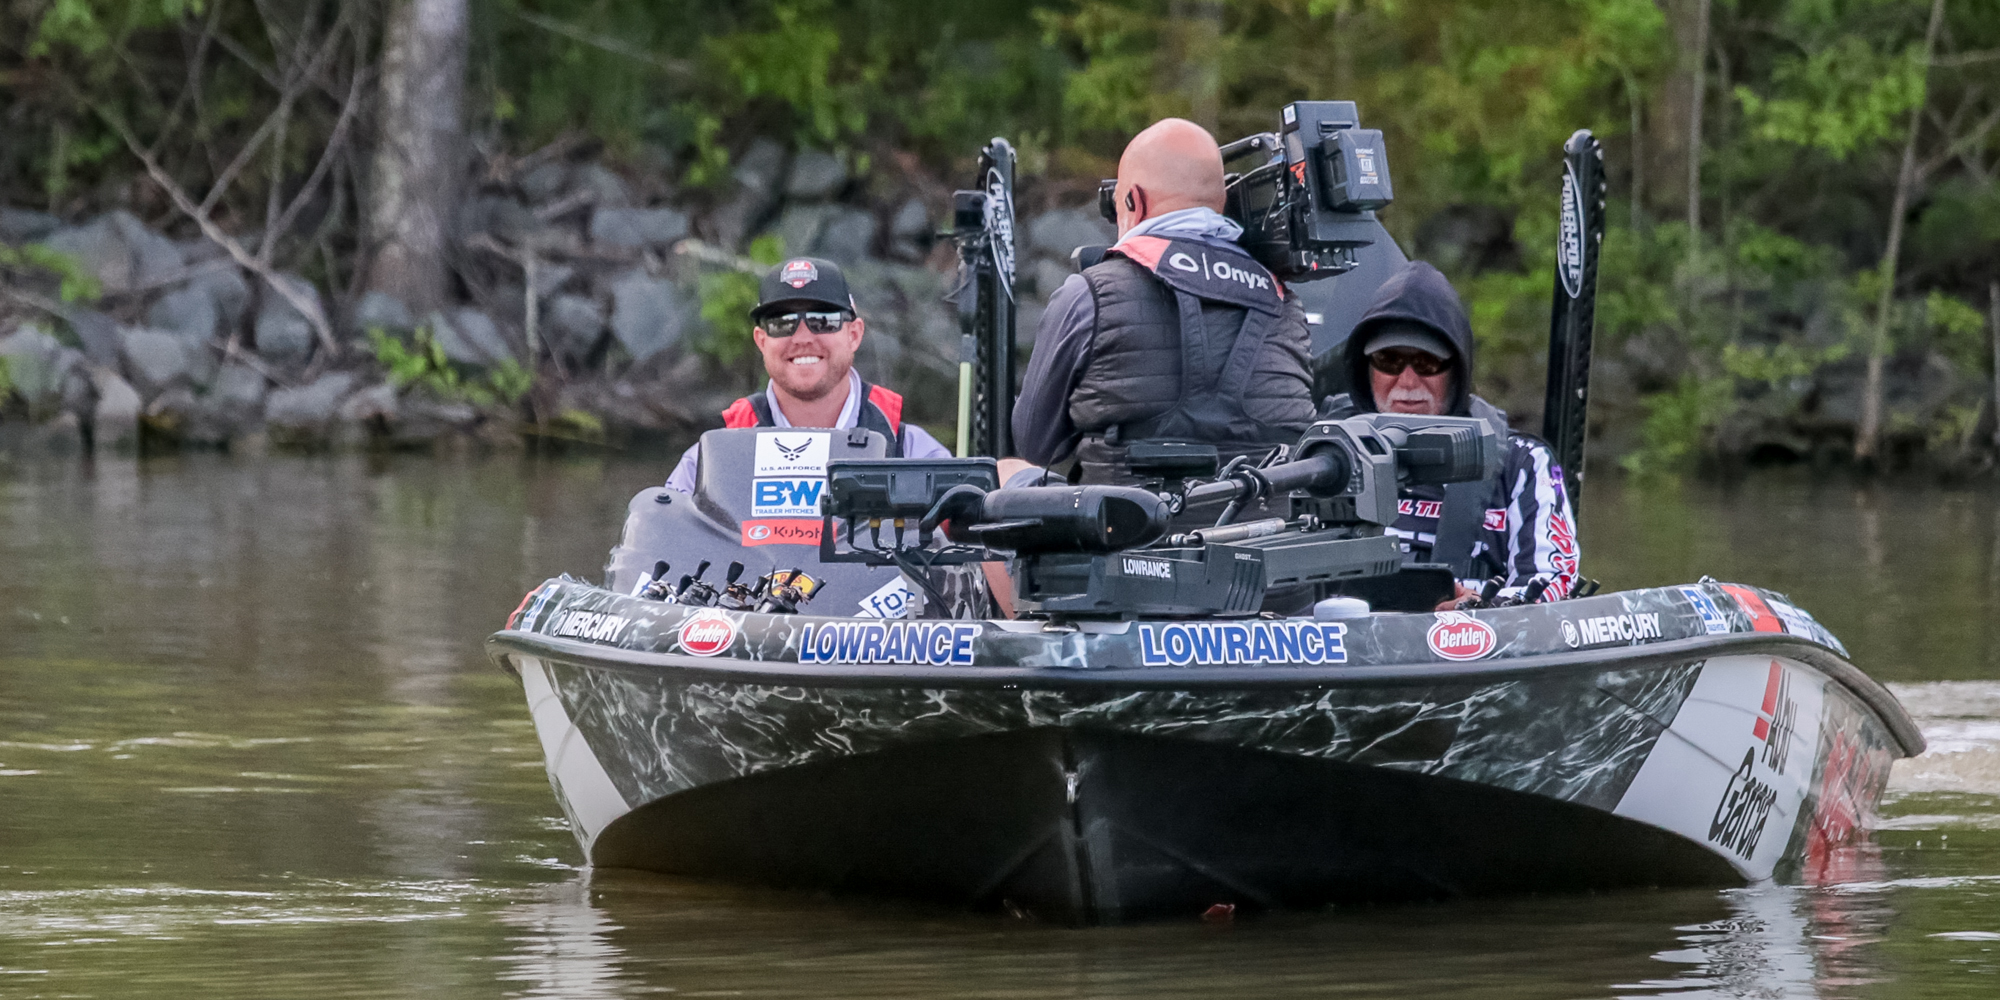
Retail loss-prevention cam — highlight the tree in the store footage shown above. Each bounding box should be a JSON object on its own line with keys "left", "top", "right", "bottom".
{"left": 365, "top": 0, "right": 469, "bottom": 314}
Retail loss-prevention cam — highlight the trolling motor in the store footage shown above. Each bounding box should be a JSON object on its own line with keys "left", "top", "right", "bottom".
{"left": 819, "top": 413, "right": 1498, "bottom": 619}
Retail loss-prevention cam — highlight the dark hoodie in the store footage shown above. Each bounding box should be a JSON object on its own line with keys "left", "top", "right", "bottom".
{"left": 1329, "top": 261, "right": 1580, "bottom": 600}
{"left": 1341, "top": 260, "right": 1476, "bottom": 417}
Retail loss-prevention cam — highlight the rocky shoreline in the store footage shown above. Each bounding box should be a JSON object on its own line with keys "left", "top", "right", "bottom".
{"left": 1, "top": 140, "right": 1113, "bottom": 459}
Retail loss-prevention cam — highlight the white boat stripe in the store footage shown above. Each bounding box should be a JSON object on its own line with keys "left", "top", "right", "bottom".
{"left": 517, "top": 655, "right": 629, "bottom": 853}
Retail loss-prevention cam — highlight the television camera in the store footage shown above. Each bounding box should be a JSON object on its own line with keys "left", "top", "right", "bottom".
{"left": 1096, "top": 100, "right": 1394, "bottom": 283}
{"left": 820, "top": 412, "right": 1497, "bottom": 620}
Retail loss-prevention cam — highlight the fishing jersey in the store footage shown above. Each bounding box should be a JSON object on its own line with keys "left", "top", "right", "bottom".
{"left": 1389, "top": 432, "right": 1580, "bottom": 599}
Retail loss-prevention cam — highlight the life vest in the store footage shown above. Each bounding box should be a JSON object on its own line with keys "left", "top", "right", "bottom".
{"left": 720, "top": 381, "right": 907, "bottom": 457}
{"left": 1066, "top": 235, "right": 1314, "bottom": 485}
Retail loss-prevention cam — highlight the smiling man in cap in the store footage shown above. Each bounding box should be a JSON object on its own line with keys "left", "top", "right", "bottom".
{"left": 666, "top": 256, "right": 954, "bottom": 492}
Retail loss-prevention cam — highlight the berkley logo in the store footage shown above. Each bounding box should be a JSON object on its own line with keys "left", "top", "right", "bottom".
{"left": 678, "top": 612, "right": 738, "bottom": 656}
{"left": 1427, "top": 611, "right": 1497, "bottom": 661}
{"left": 779, "top": 259, "right": 817, "bottom": 289}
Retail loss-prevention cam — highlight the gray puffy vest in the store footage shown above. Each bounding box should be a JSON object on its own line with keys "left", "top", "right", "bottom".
{"left": 1068, "top": 236, "right": 1315, "bottom": 484}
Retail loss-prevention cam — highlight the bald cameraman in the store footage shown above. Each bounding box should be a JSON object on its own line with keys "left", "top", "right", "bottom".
{"left": 1014, "top": 118, "right": 1315, "bottom": 484}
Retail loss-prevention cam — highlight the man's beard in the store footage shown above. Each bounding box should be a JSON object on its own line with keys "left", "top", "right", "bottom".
{"left": 1384, "top": 385, "right": 1441, "bottom": 414}
{"left": 776, "top": 357, "right": 846, "bottom": 400}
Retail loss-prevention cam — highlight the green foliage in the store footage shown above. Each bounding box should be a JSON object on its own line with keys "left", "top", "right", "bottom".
{"left": 0, "top": 355, "right": 14, "bottom": 405}
{"left": 696, "top": 234, "right": 787, "bottom": 365}
{"left": 1620, "top": 375, "right": 1735, "bottom": 478}
{"left": 363, "top": 328, "right": 532, "bottom": 409}
{"left": 0, "top": 244, "right": 102, "bottom": 303}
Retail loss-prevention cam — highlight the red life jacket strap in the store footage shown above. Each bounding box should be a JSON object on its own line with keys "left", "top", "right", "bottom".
{"left": 720, "top": 396, "right": 763, "bottom": 428}
{"left": 865, "top": 383, "right": 904, "bottom": 434}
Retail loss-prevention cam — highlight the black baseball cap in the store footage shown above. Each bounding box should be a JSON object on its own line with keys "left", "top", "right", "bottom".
{"left": 753, "top": 257, "right": 855, "bottom": 320}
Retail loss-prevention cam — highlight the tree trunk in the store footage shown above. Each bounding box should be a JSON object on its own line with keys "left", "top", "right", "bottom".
{"left": 365, "top": 0, "right": 469, "bottom": 314}
{"left": 1686, "top": 0, "right": 1709, "bottom": 272}
{"left": 1167, "top": 0, "right": 1223, "bottom": 134}
{"left": 1990, "top": 280, "right": 1999, "bottom": 451}
{"left": 1856, "top": 0, "right": 1947, "bottom": 463}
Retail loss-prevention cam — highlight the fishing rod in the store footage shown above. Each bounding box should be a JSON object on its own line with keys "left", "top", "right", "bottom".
{"left": 950, "top": 138, "right": 1018, "bottom": 459}
{"left": 1541, "top": 130, "right": 1606, "bottom": 515}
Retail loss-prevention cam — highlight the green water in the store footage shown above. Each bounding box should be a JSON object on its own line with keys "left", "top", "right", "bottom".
{"left": 2, "top": 456, "right": 1997, "bottom": 998}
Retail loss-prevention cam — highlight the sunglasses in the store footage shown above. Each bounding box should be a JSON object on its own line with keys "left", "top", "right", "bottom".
{"left": 1368, "top": 350, "right": 1452, "bottom": 377}
{"left": 757, "top": 310, "right": 854, "bottom": 336}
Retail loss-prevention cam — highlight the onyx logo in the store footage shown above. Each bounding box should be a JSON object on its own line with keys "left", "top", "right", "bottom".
{"left": 1168, "top": 252, "right": 1199, "bottom": 272}
{"left": 1207, "top": 257, "right": 1272, "bottom": 292}
{"left": 1708, "top": 747, "right": 1778, "bottom": 859}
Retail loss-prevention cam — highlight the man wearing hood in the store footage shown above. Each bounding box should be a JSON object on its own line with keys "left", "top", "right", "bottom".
{"left": 1328, "top": 261, "right": 1579, "bottom": 605}
{"left": 1013, "top": 118, "right": 1316, "bottom": 482}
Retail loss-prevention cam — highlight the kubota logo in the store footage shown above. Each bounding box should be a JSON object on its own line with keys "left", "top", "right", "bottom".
{"left": 1427, "top": 611, "right": 1497, "bottom": 661}
{"left": 678, "top": 612, "right": 737, "bottom": 656}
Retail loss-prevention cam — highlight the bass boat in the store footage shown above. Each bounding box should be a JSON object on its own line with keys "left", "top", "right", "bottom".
{"left": 488, "top": 419, "right": 1923, "bottom": 923}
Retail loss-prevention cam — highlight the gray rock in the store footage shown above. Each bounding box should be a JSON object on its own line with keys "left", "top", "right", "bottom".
{"left": 735, "top": 138, "right": 788, "bottom": 193}
{"left": 518, "top": 161, "right": 570, "bottom": 203}
{"left": 843, "top": 262, "right": 957, "bottom": 369}
{"left": 254, "top": 273, "right": 325, "bottom": 365}
{"left": 118, "top": 327, "right": 198, "bottom": 396}
{"left": 888, "top": 198, "right": 932, "bottom": 260}
{"left": 1028, "top": 208, "right": 1114, "bottom": 258}
{"left": 430, "top": 308, "right": 513, "bottom": 367}
{"left": 353, "top": 291, "right": 416, "bottom": 335}
{"left": 90, "top": 369, "right": 142, "bottom": 453}
{"left": 0, "top": 325, "right": 79, "bottom": 416}
{"left": 42, "top": 215, "right": 135, "bottom": 293}
{"left": 0, "top": 207, "right": 60, "bottom": 243}
{"left": 466, "top": 195, "right": 543, "bottom": 243}
{"left": 109, "top": 211, "right": 183, "bottom": 288}
{"left": 608, "top": 269, "right": 689, "bottom": 363}
{"left": 786, "top": 150, "right": 848, "bottom": 199}
{"left": 770, "top": 204, "right": 835, "bottom": 259}
{"left": 545, "top": 294, "right": 605, "bottom": 363}
{"left": 570, "top": 163, "right": 632, "bottom": 208}
{"left": 192, "top": 266, "right": 251, "bottom": 329}
{"left": 145, "top": 386, "right": 198, "bottom": 424}
{"left": 589, "top": 206, "right": 690, "bottom": 249}
{"left": 62, "top": 308, "right": 123, "bottom": 365}
{"left": 337, "top": 382, "right": 399, "bottom": 423}
{"left": 147, "top": 285, "right": 220, "bottom": 341}
{"left": 816, "top": 208, "right": 879, "bottom": 263}
{"left": 531, "top": 261, "right": 575, "bottom": 299}
{"left": 264, "top": 371, "right": 358, "bottom": 435}
{"left": 711, "top": 139, "right": 788, "bottom": 250}
{"left": 187, "top": 362, "right": 270, "bottom": 444}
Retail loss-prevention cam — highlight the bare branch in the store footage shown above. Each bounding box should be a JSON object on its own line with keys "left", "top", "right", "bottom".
{"left": 1934, "top": 49, "right": 2000, "bottom": 68}
{"left": 92, "top": 104, "right": 341, "bottom": 360}
{"left": 261, "top": 64, "right": 371, "bottom": 268}
{"left": 509, "top": 8, "right": 694, "bottom": 78}
{"left": 199, "top": 7, "right": 351, "bottom": 217}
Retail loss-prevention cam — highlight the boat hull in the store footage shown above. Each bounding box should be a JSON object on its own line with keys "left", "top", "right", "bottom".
{"left": 492, "top": 581, "right": 1920, "bottom": 922}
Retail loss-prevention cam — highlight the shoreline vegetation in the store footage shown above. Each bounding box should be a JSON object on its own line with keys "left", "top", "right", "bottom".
{"left": 2, "top": 0, "right": 1998, "bottom": 478}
